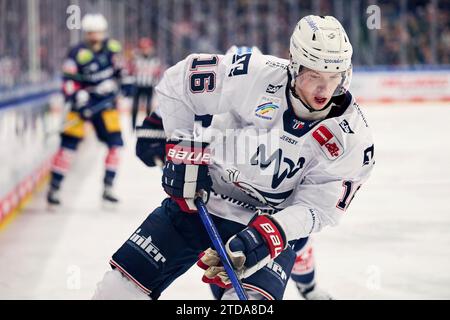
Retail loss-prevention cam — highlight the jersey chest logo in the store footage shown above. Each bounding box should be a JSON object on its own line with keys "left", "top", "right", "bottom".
{"left": 250, "top": 143, "right": 305, "bottom": 189}
{"left": 312, "top": 125, "right": 344, "bottom": 160}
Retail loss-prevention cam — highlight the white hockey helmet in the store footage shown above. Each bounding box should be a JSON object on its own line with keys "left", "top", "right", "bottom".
{"left": 289, "top": 15, "right": 353, "bottom": 98}
{"left": 81, "top": 14, "right": 108, "bottom": 33}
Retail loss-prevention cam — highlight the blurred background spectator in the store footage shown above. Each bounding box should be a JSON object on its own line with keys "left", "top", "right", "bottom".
{"left": 0, "top": 0, "right": 449, "bottom": 90}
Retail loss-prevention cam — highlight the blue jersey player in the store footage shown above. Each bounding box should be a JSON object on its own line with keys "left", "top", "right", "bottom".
{"left": 47, "top": 14, "right": 124, "bottom": 206}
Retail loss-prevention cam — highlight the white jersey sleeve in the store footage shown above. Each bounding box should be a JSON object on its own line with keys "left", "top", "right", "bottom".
{"left": 155, "top": 51, "right": 264, "bottom": 139}
{"left": 273, "top": 110, "right": 375, "bottom": 241}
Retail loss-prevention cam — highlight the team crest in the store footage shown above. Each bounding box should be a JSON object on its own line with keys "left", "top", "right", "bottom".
{"left": 292, "top": 119, "right": 305, "bottom": 130}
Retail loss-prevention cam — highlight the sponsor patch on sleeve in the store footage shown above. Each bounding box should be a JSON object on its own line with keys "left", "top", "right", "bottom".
{"left": 254, "top": 96, "right": 280, "bottom": 120}
{"left": 312, "top": 125, "right": 344, "bottom": 160}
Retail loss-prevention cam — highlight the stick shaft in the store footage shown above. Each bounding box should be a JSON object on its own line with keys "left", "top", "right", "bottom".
{"left": 195, "top": 198, "right": 248, "bottom": 300}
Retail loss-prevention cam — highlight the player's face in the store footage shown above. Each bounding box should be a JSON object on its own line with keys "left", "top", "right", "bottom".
{"left": 85, "top": 31, "right": 105, "bottom": 49}
{"left": 141, "top": 46, "right": 154, "bottom": 56}
{"left": 295, "top": 69, "right": 343, "bottom": 110}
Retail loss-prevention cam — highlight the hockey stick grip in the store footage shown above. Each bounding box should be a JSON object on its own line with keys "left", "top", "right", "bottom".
{"left": 47, "top": 96, "right": 116, "bottom": 138}
{"left": 195, "top": 198, "right": 248, "bottom": 300}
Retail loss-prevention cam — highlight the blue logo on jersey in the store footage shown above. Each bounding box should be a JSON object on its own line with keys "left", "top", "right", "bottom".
{"left": 228, "top": 53, "right": 251, "bottom": 77}
{"left": 266, "top": 84, "right": 284, "bottom": 94}
{"left": 339, "top": 119, "right": 354, "bottom": 134}
{"left": 251, "top": 144, "right": 305, "bottom": 190}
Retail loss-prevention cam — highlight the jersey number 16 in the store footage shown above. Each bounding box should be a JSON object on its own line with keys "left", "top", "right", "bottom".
{"left": 189, "top": 56, "right": 218, "bottom": 93}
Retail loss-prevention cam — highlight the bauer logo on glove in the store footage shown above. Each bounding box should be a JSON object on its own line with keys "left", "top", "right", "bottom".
{"left": 197, "top": 213, "right": 287, "bottom": 288}
{"left": 162, "top": 139, "right": 213, "bottom": 213}
{"left": 165, "top": 141, "right": 212, "bottom": 165}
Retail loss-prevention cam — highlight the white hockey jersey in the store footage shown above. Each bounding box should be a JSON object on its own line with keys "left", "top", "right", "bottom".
{"left": 155, "top": 50, "right": 375, "bottom": 242}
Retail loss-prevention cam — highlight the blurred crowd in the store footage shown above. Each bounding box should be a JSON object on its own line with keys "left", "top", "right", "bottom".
{"left": 376, "top": 0, "right": 450, "bottom": 66}
{"left": 0, "top": 0, "right": 449, "bottom": 89}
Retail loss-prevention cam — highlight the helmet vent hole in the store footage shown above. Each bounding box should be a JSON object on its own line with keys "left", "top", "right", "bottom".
{"left": 312, "top": 47, "right": 321, "bottom": 51}
{"left": 312, "top": 33, "right": 316, "bottom": 41}
{"left": 324, "top": 66, "right": 328, "bottom": 69}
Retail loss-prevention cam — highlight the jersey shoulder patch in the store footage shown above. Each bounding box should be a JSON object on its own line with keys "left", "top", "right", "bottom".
{"left": 226, "top": 50, "right": 255, "bottom": 78}
{"left": 76, "top": 48, "right": 94, "bottom": 65}
{"left": 335, "top": 99, "right": 372, "bottom": 140}
{"left": 225, "top": 50, "right": 287, "bottom": 78}
{"left": 312, "top": 104, "right": 374, "bottom": 173}
{"left": 107, "top": 39, "right": 122, "bottom": 53}
{"left": 311, "top": 124, "right": 344, "bottom": 161}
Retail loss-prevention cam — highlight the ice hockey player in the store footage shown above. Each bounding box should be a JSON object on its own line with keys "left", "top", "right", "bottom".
{"left": 47, "top": 14, "right": 124, "bottom": 206}
{"left": 93, "top": 15, "right": 375, "bottom": 300}
{"left": 133, "top": 45, "right": 333, "bottom": 300}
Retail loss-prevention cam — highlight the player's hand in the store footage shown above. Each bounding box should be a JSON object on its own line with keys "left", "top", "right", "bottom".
{"left": 162, "top": 139, "right": 212, "bottom": 213}
{"left": 135, "top": 113, "right": 166, "bottom": 167}
{"left": 95, "top": 79, "right": 118, "bottom": 96}
{"left": 74, "top": 90, "right": 92, "bottom": 120}
{"left": 197, "top": 213, "right": 286, "bottom": 288}
{"left": 78, "top": 106, "right": 94, "bottom": 120}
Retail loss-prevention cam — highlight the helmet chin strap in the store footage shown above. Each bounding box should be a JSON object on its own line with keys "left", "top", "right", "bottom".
{"left": 289, "top": 85, "right": 332, "bottom": 121}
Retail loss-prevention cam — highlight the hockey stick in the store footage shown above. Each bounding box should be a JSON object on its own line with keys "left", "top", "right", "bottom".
{"left": 195, "top": 197, "right": 248, "bottom": 300}
{"left": 155, "top": 158, "right": 247, "bottom": 299}
{"left": 46, "top": 96, "right": 116, "bottom": 138}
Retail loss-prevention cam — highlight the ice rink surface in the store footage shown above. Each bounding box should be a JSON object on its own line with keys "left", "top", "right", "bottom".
{"left": 1, "top": 103, "right": 449, "bottom": 300}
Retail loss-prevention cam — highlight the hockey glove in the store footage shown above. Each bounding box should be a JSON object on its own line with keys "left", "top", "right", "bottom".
{"left": 95, "top": 79, "right": 119, "bottom": 96}
{"left": 197, "top": 213, "right": 286, "bottom": 288}
{"left": 135, "top": 112, "right": 166, "bottom": 167}
{"left": 162, "top": 139, "right": 212, "bottom": 213}
{"left": 74, "top": 90, "right": 93, "bottom": 120}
